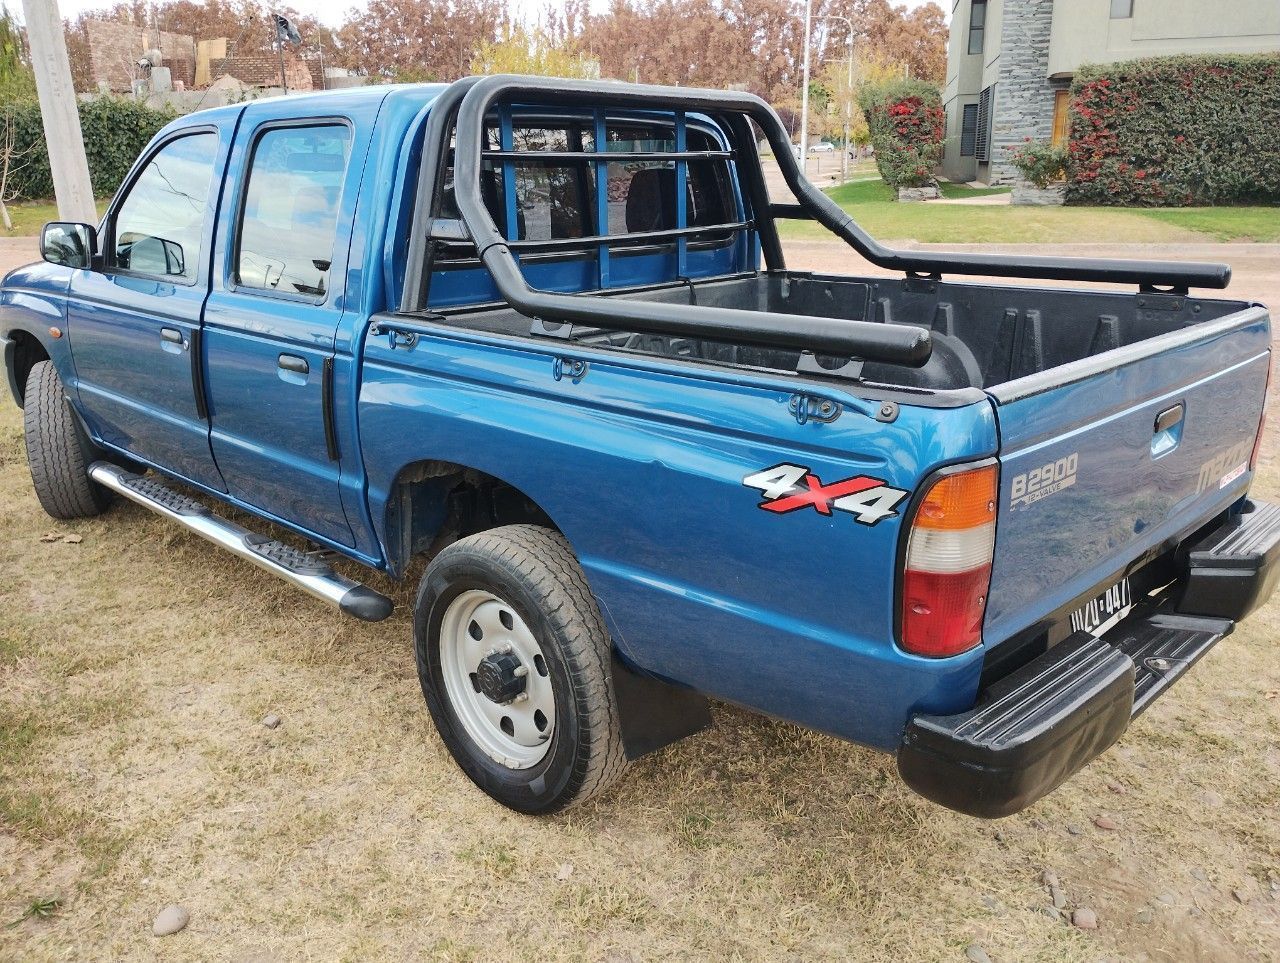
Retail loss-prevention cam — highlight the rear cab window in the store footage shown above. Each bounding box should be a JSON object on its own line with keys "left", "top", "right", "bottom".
{"left": 428, "top": 110, "right": 746, "bottom": 306}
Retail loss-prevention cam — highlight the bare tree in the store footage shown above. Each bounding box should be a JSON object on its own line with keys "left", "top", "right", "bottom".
{"left": 0, "top": 106, "right": 38, "bottom": 231}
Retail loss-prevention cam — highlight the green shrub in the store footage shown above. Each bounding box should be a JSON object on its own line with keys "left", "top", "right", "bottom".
{"left": 857, "top": 78, "right": 943, "bottom": 190}
{"left": 1, "top": 97, "right": 175, "bottom": 201}
{"left": 1067, "top": 53, "right": 1280, "bottom": 206}
{"left": 1005, "top": 139, "right": 1067, "bottom": 188}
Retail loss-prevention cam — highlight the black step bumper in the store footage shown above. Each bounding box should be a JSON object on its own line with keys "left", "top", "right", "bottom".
{"left": 897, "top": 499, "right": 1278, "bottom": 819}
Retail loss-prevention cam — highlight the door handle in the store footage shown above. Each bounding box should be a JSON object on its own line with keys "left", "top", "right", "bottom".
{"left": 1154, "top": 404, "right": 1184, "bottom": 434}
{"left": 160, "top": 327, "right": 186, "bottom": 348}
{"left": 278, "top": 354, "right": 309, "bottom": 376}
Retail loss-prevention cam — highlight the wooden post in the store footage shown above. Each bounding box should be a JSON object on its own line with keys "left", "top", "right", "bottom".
{"left": 20, "top": 0, "right": 96, "bottom": 224}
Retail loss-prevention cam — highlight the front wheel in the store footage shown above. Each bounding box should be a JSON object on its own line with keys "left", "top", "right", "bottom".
{"left": 413, "top": 525, "right": 628, "bottom": 814}
{"left": 23, "top": 360, "right": 110, "bottom": 519}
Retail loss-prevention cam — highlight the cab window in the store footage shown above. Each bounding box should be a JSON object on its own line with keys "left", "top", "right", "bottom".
{"left": 112, "top": 131, "right": 219, "bottom": 283}
{"left": 235, "top": 124, "right": 352, "bottom": 298}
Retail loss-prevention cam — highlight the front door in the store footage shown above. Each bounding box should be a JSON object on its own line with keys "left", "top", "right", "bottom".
{"left": 67, "top": 127, "right": 231, "bottom": 490}
{"left": 202, "top": 112, "right": 364, "bottom": 547}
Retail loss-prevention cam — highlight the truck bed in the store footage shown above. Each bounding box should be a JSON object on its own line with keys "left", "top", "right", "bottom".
{"left": 437, "top": 271, "right": 1255, "bottom": 393}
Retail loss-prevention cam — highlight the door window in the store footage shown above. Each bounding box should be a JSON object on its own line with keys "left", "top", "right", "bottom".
{"left": 235, "top": 124, "right": 352, "bottom": 298}
{"left": 112, "top": 131, "right": 219, "bottom": 283}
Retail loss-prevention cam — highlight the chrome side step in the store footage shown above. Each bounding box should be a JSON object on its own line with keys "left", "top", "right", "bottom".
{"left": 89, "top": 462, "right": 394, "bottom": 622}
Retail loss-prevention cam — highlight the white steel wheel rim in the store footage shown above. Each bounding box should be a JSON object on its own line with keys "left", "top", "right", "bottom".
{"left": 438, "top": 589, "right": 556, "bottom": 769}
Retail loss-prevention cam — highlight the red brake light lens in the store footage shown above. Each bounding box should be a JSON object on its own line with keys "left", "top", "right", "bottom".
{"left": 900, "top": 464, "right": 998, "bottom": 658}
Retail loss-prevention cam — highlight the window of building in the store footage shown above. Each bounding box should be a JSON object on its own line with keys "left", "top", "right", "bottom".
{"left": 975, "top": 85, "right": 994, "bottom": 163}
{"left": 960, "top": 103, "right": 980, "bottom": 157}
{"left": 968, "top": 1, "right": 987, "bottom": 55}
{"left": 1052, "top": 90, "right": 1071, "bottom": 145}
{"left": 111, "top": 132, "right": 218, "bottom": 283}
{"left": 236, "top": 124, "right": 351, "bottom": 298}
{"left": 1110, "top": 0, "right": 1134, "bottom": 18}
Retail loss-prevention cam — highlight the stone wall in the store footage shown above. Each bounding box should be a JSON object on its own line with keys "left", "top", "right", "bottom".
{"left": 989, "top": 0, "right": 1056, "bottom": 184}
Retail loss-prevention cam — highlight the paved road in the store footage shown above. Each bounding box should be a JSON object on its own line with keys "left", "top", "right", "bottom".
{"left": 5, "top": 235, "right": 1277, "bottom": 315}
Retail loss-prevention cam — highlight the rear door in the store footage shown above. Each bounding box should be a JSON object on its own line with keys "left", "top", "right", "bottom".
{"left": 202, "top": 102, "right": 373, "bottom": 547}
{"left": 984, "top": 307, "right": 1271, "bottom": 645}
{"left": 66, "top": 125, "right": 231, "bottom": 491}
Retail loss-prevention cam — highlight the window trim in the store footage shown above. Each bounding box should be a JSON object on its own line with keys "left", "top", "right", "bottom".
{"left": 102, "top": 125, "right": 221, "bottom": 287}
{"left": 228, "top": 115, "right": 355, "bottom": 306}
{"left": 967, "top": 1, "right": 986, "bottom": 56}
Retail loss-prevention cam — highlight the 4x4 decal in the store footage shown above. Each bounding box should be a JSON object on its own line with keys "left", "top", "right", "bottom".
{"left": 743, "top": 463, "right": 909, "bottom": 526}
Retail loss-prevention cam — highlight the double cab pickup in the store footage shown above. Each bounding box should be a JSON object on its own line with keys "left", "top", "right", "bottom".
{"left": 3, "top": 76, "right": 1275, "bottom": 816}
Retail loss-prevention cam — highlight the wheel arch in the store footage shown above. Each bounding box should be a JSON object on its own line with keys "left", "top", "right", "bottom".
{"left": 381, "top": 457, "right": 562, "bottom": 578}
{"left": 1, "top": 327, "right": 52, "bottom": 408}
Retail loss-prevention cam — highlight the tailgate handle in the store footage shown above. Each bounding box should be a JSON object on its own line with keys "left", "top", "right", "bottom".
{"left": 1154, "top": 404, "right": 1184, "bottom": 434}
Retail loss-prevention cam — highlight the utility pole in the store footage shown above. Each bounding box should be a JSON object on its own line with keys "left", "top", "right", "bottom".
{"left": 20, "top": 0, "right": 95, "bottom": 224}
{"left": 798, "top": 0, "right": 812, "bottom": 175}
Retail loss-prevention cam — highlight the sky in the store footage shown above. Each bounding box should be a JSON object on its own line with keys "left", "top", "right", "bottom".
{"left": 47, "top": 0, "right": 948, "bottom": 30}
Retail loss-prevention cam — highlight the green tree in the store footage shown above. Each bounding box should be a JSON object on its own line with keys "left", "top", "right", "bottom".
{"left": 0, "top": 4, "right": 36, "bottom": 101}
{"left": 470, "top": 25, "right": 599, "bottom": 78}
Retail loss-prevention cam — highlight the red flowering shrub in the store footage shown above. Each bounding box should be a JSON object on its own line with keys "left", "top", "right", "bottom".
{"left": 857, "top": 79, "right": 944, "bottom": 190}
{"left": 1068, "top": 53, "right": 1280, "bottom": 206}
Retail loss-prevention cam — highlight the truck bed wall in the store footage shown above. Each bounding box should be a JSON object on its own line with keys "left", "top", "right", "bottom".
{"left": 435, "top": 272, "right": 1251, "bottom": 392}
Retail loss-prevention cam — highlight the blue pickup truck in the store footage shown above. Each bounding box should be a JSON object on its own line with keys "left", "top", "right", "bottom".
{"left": 3, "top": 76, "right": 1275, "bottom": 816}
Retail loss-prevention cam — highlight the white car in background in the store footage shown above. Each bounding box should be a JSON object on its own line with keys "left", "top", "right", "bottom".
{"left": 808, "top": 141, "right": 836, "bottom": 153}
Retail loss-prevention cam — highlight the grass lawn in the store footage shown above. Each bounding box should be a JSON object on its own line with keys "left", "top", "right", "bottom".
{"left": 2, "top": 199, "right": 109, "bottom": 238}
{"left": 780, "top": 178, "right": 1280, "bottom": 244}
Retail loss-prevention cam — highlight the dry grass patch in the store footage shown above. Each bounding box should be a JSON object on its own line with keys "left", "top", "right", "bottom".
{"left": 2, "top": 391, "right": 1279, "bottom": 960}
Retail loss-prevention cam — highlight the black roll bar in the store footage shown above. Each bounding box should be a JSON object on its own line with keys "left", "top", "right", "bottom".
{"left": 449, "top": 75, "right": 932, "bottom": 366}
{"left": 403, "top": 75, "right": 1230, "bottom": 369}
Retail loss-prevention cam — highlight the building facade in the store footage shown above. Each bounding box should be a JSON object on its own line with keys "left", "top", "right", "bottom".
{"left": 941, "top": 0, "right": 1280, "bottom": 184}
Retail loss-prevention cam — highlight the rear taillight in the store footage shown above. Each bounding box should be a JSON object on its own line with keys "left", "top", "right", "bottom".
{"left": 1251, "top": 354, "right": 1272, "bottom": 471}
{"left": 900, "top": 463, "right": 998, "bottom": 658}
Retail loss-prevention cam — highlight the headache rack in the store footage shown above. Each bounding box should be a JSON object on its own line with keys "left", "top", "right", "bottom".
{"left": 400, "top": 75, "right": 1231, "bottom": 371}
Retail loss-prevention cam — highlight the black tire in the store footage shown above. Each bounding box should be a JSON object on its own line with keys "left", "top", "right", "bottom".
{"left": 23, "top": 360, "right": 110, "bottom": 520}
{"left": 414, "top": 524, "right": 628, "bottom": 814}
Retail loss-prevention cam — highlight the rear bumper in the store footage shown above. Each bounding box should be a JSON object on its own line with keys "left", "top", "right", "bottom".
{"left": 897, "top": 499, "right": 1279, "bottom": 819}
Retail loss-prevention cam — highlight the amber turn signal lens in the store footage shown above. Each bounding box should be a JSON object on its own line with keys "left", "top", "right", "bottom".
{"left": 912, "top": 464, "right": 997, "bottom": 530}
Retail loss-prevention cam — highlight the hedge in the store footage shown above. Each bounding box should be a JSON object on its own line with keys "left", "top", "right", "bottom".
{"left": 857, "top": 78, "right": 943, "bottom": 190}
{"left": 1067, "top": 53, "right": 1280, "bottom": 206}
{"left": 1, "top": 97, "right": 175, "bottom": 201}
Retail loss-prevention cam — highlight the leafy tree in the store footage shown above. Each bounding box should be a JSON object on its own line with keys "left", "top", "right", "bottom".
{"left": 857, "top": 77, "right": 943, "bottom": 189}
{"left": 814, "top": 52, "right": 901, "bottom": 146}
{"left": 0, "top": 4, "right": 35, "bottom": 101}
{"left": 471, "top": 26, "right": 599, "bottom": 79}
{"left": 334, "top": 0, "right": 507, "bottom": 81}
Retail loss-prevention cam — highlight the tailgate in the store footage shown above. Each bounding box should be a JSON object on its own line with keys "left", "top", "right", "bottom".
{"left": 984, "top": 307, "right": 1271, "bottom": 645}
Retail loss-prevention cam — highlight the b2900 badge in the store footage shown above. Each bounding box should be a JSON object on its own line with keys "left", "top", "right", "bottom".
{"left": 743, "top": 464, "right": 908, "bottom": 525}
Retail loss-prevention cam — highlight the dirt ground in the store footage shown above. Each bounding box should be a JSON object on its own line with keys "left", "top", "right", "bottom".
{"left": 2, "top": 236, "right": 1280, "bottom": 960}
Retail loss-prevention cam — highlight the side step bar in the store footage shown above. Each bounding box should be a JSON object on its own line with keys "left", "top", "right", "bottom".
{"left": 89, "top": 462, "right": 394, "bottom": 622}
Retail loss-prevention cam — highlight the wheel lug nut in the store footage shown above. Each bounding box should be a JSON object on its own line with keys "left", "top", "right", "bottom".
{"left": 513, "top": 665, "right": 528, "bottom": 678}
{"left": 514, "top": 692, "right": 529, "bottom": 703}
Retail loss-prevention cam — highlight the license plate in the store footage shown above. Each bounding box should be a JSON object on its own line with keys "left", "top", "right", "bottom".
{"left": 1070, "top": 577, "right": 1133, "bottom": 636}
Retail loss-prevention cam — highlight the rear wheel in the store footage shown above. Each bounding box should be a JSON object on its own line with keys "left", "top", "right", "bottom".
{"left": 414, "top": 524, "right": 628, "bottom": 814}
{"left": 23, "top": 360, "right": 110, "bottom": 519}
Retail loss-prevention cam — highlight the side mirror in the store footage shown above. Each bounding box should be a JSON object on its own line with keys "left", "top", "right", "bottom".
{"left": 41, "top": 222, "right": 98, "bottom": 270}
